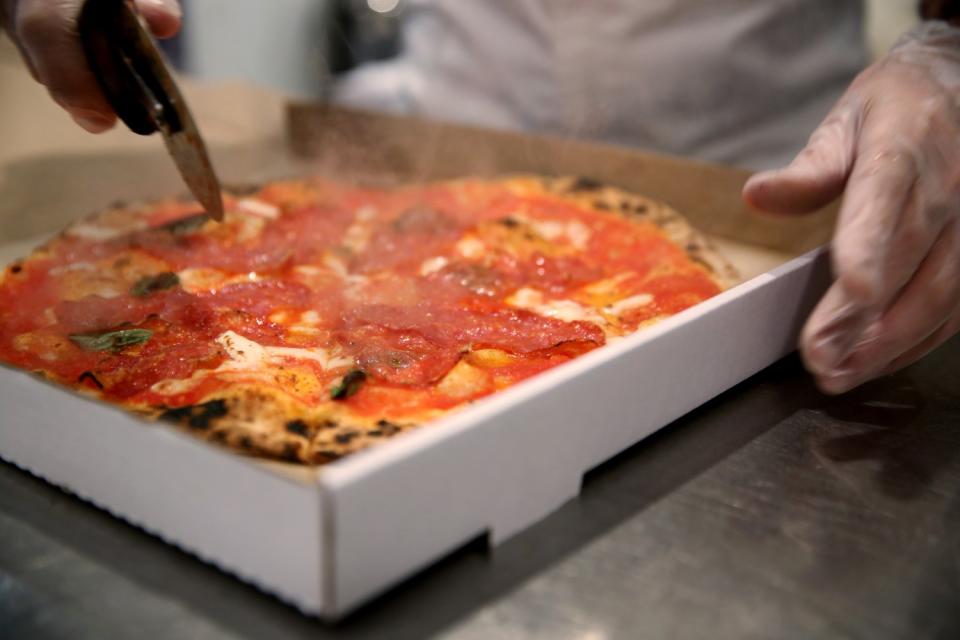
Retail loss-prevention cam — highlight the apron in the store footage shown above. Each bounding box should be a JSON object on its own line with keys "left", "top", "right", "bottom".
{"left": 333, "top": 0, "right": 867, "bottom": 169}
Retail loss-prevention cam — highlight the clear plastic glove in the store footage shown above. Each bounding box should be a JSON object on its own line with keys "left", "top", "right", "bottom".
{"left": 1, "top": 0, "right": 182, "bottom": 132}
{"left": 744, "top": 21, "right": 960, "bottom": 395}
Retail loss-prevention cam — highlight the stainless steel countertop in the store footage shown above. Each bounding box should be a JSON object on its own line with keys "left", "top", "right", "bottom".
{"left": 1, "top": 342, "right": 959, "bottom": 640}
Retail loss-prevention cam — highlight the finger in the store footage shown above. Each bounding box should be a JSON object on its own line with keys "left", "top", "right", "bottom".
{"left": 878, "top": 313, "right": 960, "bottom": 377}
{"left": 14, "top": 0, "right": 116, "bottom": 132}
{"left": 743, "top": 101, "right": 859, "bottom": 216}
{"left": 829, "top": 144, "right": 922, "bottom": 308}
{"left": 799, "top": 279, "right": 879, "bottom": 377}
{"left": 814, "top": 221, "right": 960, "bottom": 394}
{"left": 803, "top": 158, "right": 931, "bottom": 379}
{"left": 135, "top": 0, "right": 182, "bottom": 38}
{"left": 13, "top": 0, "right": 181, "bottom": 134}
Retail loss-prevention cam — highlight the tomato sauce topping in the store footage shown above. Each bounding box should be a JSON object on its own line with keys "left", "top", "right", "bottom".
{"left": 0, "top": 179, "right": 723, "bottom": 418}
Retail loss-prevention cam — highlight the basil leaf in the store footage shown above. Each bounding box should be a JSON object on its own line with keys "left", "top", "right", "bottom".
{"left": 160, "top": 213, "right": 209, "bottom": 235}
{"left": 69, "top": 328, "right": 153, "bottom": 353}
{"left": 330, "top": 369, "right": 366, "bottom": 400}
{"left": 131, "top": 272, "right": 180, "bottom": 297}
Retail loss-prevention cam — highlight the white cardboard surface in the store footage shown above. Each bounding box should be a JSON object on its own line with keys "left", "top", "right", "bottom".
{"left": 0, "top": 242, "right": 831, "bottom": 616}
{"left": 321, "top": 248, "right": 832, "bottom": 614}
{"left": 0, "top": 370, "right": 326, "bottom": 613}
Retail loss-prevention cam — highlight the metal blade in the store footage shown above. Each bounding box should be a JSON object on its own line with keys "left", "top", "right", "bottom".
{"left": 163, "top": 128, "right": 224, "bottom": 222}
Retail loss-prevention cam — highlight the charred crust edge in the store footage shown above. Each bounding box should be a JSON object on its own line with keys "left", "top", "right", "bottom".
{"left": 566, "top": 176, "right": 605, "bottom": 192}
{"left": 160, "top": 399, "right": 229, "bottom": 431}
{"left": 285, "top": 419, "right": 310, "bottom": 436}
{"left": 78, "top": 371, "right": 104, "bottom": 389}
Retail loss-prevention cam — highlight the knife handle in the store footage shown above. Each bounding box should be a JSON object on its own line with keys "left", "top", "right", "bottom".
{"left": 78, "top": 0, "right": 181, "bottom": 136}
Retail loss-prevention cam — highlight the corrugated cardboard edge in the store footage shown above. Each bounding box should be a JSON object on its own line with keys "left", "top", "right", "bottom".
{"left": 0, "top": 366, "right": 327, "bottom": 615}
{"left": 317, "top": 248, "right": 833, "bottom": 616}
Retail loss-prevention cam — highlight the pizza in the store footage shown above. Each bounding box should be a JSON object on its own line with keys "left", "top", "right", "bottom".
{"left": 0, "top": 176, "right": 737, "bottom": 464}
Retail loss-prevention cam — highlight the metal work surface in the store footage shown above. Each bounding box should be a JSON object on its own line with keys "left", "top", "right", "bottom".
{"left": 1, "top": 340, "right": 959, "bottom": 640}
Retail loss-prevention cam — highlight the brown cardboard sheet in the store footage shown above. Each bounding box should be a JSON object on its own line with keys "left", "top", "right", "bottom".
{"left": 285, "top": 104, "right": 837, "bottom": 256}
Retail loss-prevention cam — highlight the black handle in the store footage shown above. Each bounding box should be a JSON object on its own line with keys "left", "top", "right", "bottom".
{"left": 78, "top": 0, "right": 182, "bottom": 136}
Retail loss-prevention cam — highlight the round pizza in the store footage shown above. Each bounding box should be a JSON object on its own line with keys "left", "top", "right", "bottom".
{"left": 0, "top": 176, "right": 738, "bottom": 464}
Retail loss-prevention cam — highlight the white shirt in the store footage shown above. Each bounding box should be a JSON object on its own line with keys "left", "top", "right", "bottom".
{"left": 333, "top": 0, "right": 868, "bottom": 169}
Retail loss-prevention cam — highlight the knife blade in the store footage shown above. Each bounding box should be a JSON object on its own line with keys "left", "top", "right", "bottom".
{"left": 78, "top": 0, "right": 224, "bottom": 221}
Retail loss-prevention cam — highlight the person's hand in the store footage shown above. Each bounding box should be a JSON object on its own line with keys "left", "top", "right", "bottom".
{"left": 743, "top": 21, "right": 960, "bottom": 395}
{"left": 1, "top": 0, "right": 181, "bottom": 132}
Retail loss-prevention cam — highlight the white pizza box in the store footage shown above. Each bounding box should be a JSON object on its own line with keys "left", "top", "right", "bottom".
{"left": 0, "top": 50, "right": 836, "bottom": 618}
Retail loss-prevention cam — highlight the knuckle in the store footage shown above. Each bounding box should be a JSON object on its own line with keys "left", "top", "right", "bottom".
{"left": 863, "top": 147, "right": 917, "bottom": 178}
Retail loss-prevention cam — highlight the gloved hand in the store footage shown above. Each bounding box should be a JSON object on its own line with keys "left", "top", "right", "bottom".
{"left": 1, "top": 0, "right": 181, "bottom": 132}
{"left": 744, "top": 21, "right": 960, "bottom": 395}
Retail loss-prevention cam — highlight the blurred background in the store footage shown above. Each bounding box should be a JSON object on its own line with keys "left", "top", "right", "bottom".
{"left": 173, "top": 0, "right": 404, "bottom": 97}
{"left": 172, "top": 0, "right": 918, "bottom": 99}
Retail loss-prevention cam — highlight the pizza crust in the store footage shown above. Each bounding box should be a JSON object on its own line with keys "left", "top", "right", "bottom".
{"left": 3, "top": 175, "right": 740, "bottom": 466}
{"left": 516, "top": 175, "right": 740, "bottom": 289}
{"left": 150, "top": 385, "right": 418, "bottom": 464}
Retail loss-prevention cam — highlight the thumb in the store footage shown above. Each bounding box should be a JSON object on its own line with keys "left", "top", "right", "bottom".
{"left": 743, "top": 102, "right": 859, "bottom": 216}
{"left": 135, "top": 0, "right": 182, "bottom": 39}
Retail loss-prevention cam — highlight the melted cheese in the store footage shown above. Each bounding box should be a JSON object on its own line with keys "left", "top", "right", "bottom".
{"left": 605, "top": 293, "right": 654, "bottom": 316}
{"left": 342, "top": 206, "right": 377, "bottom": 253}
{"left": 320, "top": 252, "right": 369, "bottom": 291}
{"left": 289, "top": 310, "right": 325, "bottom": 336}
{"left": 237, "top": 198, "right": 280, "bottom": 220}
{"left": 526, "top": 218, "right": 592, "bottom": 250}
{"left": 300, "top": 310, "right": 322, "bottom": 324}
{"left": 583, "top": 273, "right": 635, "bottom": 296}
{"left": 466, "top": 348, "right": 516, "bottom": 367}
{"left": 234, "top": 216, "right": 267, "bottom": 244}
{"left": 419, "top": 256, "right": 449, "bottom": 276}
{"left": 456, "top": 236, "right": 486, "bottom": 259}
{"left": 150, "top": 331, "right": 353, "bottom": 396}
{"left": 67, "top": 220, "right": 146, "bottom": 241}
{"left": 505, "top": 286, "right": 652, "bottom": 337}
{"left": 178, "top": 268, "right": 229, "bottom": 294}
{"left": 217, "top": 331, "right": 350, "bottom": 370}
{"left": 177, "top": 269, "right": 261, "bottom": 294}
{"left": 506, "top": 287, "right": 606, "bottom": 326}
{"left": 322, "top": 254, "right": 348, "bottom": 277}
{"left": 437, "top": 359, "right": 490, "bottom": 400}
